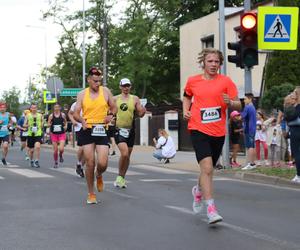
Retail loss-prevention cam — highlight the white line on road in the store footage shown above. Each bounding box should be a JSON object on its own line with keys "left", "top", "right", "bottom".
{"left": 51, "top": 167, "right": 77, "bottom": 176}
{"left": 5, "top": 165, "right": 20, "bottom": 168}
{"left": 0, "top": 176, "right": 4, "bottom": 180}
{"left": 165, "top": 205, "right": 300, "bottom": 250}
{"left": 105, "top": 189, "right": 138, "bottom": 199}
{"left": 7, "top": 169, "right": 53, "bottom": 178}
{"left": 140, "top": 179, "right": 182, "bottom": 182}
{"left": 132, "top": 164, "right": 191, "bottom": 175}
{"left": 106, "top": 167, "right": 145, "bottom": 176}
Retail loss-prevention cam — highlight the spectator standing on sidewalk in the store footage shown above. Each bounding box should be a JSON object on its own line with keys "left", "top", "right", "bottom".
{"left": 283, "top": 87, "right": 300, "bottom": 183}
{"left": 255, "top": 111, "right": 269, "bottom": 166}
{"left": 241, "top": 93, "right": 257, "bottom": 170}
{"left": 229, "top": 111, "right": 243, "bottom": 167}
{"left": 152, "top": 128, "right": 176, "bottom": 164}
{"left": 265, "top": 117, "right": 282, "bottom": 167}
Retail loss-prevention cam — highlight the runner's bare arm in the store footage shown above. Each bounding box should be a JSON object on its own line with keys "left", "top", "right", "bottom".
{"left": 47, "top": 114, "right": 53, "bottom": 128}
{"left": 103, "top": 88, "right": 117, "bottom": 124}
{"left": 74, "top": 91, "right": 87, "bottom": 129}
{"left": 23, "top": 116, "right": 29, "bottom": 128}
{"left": 183, "top": 96, "right": 192, "bottom": 120}
{"left": 68, "top": 109, "right": 77, "bottom": 126}
{"left": 134, "top": 96, "right": 146, "bottom": 117}
{"left": 226, "top": 95, "right": 241, "bottom": 111}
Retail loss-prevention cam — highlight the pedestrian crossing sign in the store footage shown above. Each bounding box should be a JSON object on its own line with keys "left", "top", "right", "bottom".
{"left": 43, "top": 90, "right": 57, "bottom": 104}
{"left": 258, "top": 7, "right": 299, "bottom": 50}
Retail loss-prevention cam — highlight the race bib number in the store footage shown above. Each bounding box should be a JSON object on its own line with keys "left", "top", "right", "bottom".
{"left": 200, "top": 107, "right": 221, "bottom": 124}
{"left": 22, "top": 131, "right": 28, "bottom": 137}
{"left": 119, "top": 128, "right": 130, "bottom": 138}
{"left": 53, "top": 125, "right": 62, "bottom": 133}
{"left": 91, "top": 124, "right": 107, "bottom": 137}
{"left": 32, "top": 126, "right": 38, "bottom": 133}
{"left": 0, "top": 125, "right": 8, "bottom": 132}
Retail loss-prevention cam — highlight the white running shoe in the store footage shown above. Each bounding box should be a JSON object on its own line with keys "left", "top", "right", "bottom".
{"left": 207, "top": 204, "right": 223, "bottom": 224}
{"left": 242, "top": 163, "right": 256, "bottom": 170}
{"left": 291, "top": 175, "right": 300, "bottom": 183}
{"left": 192, "top": 185, "right": 203, "bottom": 214}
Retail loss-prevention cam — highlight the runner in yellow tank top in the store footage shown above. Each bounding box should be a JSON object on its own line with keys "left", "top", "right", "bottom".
{"left": 74, "top": 67, "right": 117, "bottom": 205}
{"left": 113, "top": 78, "right": 146, "bottom": 188}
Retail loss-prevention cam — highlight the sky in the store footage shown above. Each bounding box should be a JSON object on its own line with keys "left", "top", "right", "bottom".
{"left": 0, "top": 0, "right": 126, "bottom": 100}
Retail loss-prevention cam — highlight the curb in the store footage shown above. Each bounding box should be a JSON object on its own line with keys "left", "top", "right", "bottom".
{"left": 215, "top": 171, "right": 300, "bottom": 189}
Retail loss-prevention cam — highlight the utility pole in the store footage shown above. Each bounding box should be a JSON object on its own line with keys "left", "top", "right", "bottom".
{"left": 219, "top": 0, "right": 230, "bottom": 168}
{"left": 102, "top": 0, "right": 108, "bottom": 86}
{"left": 244, "top": 0, "right": 252, "bottom": 94}
{"left": 82, "top": 0, "right": 86, "bottom": 88}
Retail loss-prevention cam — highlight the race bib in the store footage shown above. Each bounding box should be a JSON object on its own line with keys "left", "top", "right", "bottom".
{"left": 91, "top": 124, "right": 107, "bottom": 137}
{"left": 22, "top": 131, "right": 28, "bottom": 137}
{"left": 53, "top": 125, "right": 62, "bottom": 133}
{"left": 119, "top": 128, "right": 130, "bottom": 138}
{"left": 32, "top": 126, "right": 38, "bottom": 133}
{"left": 200, "top": 107, "right": 221, "bottom": 124}
{"left": 0, "top": 125, "right": 8, "bottom": 132}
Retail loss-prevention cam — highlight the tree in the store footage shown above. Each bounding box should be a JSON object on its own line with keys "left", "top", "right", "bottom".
{"left": 1, "top": 87, "right": 21, "bottom": 117}
{"left": 260, "top": 83, "right": 295, "bottom": 112}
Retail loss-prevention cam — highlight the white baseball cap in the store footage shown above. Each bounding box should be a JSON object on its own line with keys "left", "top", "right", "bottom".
{"left": 120, "top": 78, "right": 131, "bottom": 86}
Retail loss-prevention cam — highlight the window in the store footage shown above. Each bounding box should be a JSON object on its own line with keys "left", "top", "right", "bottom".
{"left": 201, "top": 35, "right": 214, "bottom": 48}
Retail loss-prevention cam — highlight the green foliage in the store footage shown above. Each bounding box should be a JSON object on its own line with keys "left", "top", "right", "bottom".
{"left": 260, "top": 83, "right": 295, "bottom": 111}
{"left": 1, "top": 87, "right": 21, "bottom": 117}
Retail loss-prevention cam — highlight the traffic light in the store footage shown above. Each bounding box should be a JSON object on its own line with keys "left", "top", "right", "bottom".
{"left": 227, "top": 41, "right": 243, "bottom": 68}
{"left": 240, "top": 12, "right": 258, "bottom": 67}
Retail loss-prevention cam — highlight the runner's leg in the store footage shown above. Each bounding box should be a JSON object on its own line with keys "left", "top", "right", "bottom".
{"left": 83, "top": 144, "right": 96, "bottom": 194}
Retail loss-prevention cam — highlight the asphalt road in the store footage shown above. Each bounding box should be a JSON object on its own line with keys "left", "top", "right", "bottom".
{"left": 0, "top": 145, "right": 299, "bottom": 250}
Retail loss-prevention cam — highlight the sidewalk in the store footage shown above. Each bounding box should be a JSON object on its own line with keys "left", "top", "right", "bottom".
{"left": 43, "top": 144, "right": 300, "bottom": 189}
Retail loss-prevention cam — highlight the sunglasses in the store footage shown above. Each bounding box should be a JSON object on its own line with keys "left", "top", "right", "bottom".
{"left": 121, "top": 84, "right": 131, "bottom": 88}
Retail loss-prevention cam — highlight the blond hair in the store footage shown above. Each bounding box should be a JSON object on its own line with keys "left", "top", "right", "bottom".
{"left": 197, "top": 48, "right": 224, "bottom": 68}
{"left": 158, "top": 128, "right": 169, "bottom": 138}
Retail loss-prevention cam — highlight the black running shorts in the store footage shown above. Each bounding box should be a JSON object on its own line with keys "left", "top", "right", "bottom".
{"left": 190, "top": 130, "right": 225, "bottom": 166}
{"left": 80, "top": 128, "right": 109, "bottom": 146}
{"left": 115, "top": 128, "right": 135, "bottom": 148}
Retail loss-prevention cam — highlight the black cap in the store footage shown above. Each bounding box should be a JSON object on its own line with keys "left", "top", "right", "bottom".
{"left": 88, "top": 67, "right": 102, "bottom": 76}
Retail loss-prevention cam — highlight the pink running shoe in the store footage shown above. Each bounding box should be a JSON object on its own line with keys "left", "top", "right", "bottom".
{"left": 192, "top": 185, "right": 203, "bottom": 214}
{"left": 207, "top": 204, "right": 223, "bottom": 224}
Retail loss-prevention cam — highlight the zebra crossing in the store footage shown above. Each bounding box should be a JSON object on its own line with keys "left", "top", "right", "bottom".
{"left": 0, "top": 161, "right": 197, "bottom": 181}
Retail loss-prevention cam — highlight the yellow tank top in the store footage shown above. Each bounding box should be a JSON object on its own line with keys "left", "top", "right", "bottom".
{"left": 82, "top": 87, "right": 108, "bottom": 128}
{"left": 116, "top": 94, "right": 135, "bottom": 129}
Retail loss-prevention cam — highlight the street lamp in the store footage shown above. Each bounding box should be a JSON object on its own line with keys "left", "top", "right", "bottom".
{"left": 82, "top": 0, "right": 86, "bottom": 88}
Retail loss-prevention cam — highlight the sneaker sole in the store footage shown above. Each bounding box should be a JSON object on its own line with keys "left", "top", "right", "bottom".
{"left": 208, "top": 216, "right": 223, "bottom": 224}
{"left": 114, "top": 182, "right": 127, "bottom": 188}
{"left": 86, "top": 200, "right": 98, "bottom": 205}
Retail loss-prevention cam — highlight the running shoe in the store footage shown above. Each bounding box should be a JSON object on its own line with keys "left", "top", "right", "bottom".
{"left": 86, "top": 193, "right": 97, "bottom": 204}
{"left": 231, "top": 161, "right": 241, "bottom": 168}
{"left": 291, "top": 175, "right": 300, "bottom": 183}
{"left": 30, "top": 160, "right": 35, "bottom": 168}
{"left": 76, "top": 164, "right": 84, "bottom": 178}
{"left": 242, "top": 163, "right": 256, "bottom": 170}
{"left": 59, "top": 156, "right": 64, "bottom": 163}
{"left": 1, "top": 158, "right": 7, "bottom": 166}
{"left": 54, "top": 162, "right": 58, "bottom": 168}
{"left": 96, "top": 175, "right": 104, "bottom": 192}
{"left": 192, "top": 185, "right": 203, "bottom": 214}
{"left": 114, "top": 176, "right": 127, "bottom": 188}
{"left": 287, "top": 161, "right": 295, "bottom": 168}
{"left": 35, "top": 160, "right": 40, "bottom": 168}
{"left": 207, "top": 204, "right": 223, "bottom": 224}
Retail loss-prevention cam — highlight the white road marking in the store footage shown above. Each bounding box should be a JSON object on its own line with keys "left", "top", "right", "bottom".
{"left": 132, "top": 164, "right": 191, "bottom": 175}
{"left": 5, "top": 165, "right": 20, "bottom": 168}
{"left": 165, "top": 205, "right": 300, "bottom": 250}
{"left": 106, "top": 167, "right": 144, "bottom": 176}
{"left": 140, "top": 178, "right": 182, "bottom": 182}
{"left": 0, "top": 176, "right": 4, "bottom": 180}
{"left": 7, "top": 169, "right": 53, "bottom": 178}
{"left": 51, "top": 167, "right": 77, "bottom": 176}
{"left": 105, "top": 189, "right": 138, "bottom": 199}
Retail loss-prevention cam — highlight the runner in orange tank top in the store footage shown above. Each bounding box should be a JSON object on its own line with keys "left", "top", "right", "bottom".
{"left": 183, "top": 48, "right": 241, "bottom": 224}
{"left": 74, "top": 67, "right": 117, "bottom": 205}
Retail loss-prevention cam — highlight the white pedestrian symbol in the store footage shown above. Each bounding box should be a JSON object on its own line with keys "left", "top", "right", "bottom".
{"left": 265, "top": 15, "right": 289, "bottom": 39}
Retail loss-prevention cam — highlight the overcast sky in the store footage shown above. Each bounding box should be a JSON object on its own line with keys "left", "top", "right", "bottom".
{"left": 0, "top": 0, "right": 126, "bottom": 100}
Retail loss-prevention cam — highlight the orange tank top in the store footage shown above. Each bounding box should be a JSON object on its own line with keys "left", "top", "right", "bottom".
{"left": 82, "top": 87, "right": 108, "bottom": 128}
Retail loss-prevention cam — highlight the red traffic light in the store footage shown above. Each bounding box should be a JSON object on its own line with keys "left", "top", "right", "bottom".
{"left": 241, "top": 13, "right": 257, "bottom": 30}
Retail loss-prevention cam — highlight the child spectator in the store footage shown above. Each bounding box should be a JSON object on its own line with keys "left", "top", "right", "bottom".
{"left": 255, "top": 111, "right": 269, "bottom": 165}
{"left": 266, "top": 118, "right": 282, "bottom": 167}
{"left": 230, "top": 111, "right": 243, "bottom": 167}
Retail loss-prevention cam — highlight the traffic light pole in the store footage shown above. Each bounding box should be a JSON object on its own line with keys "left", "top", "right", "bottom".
{"left": 244, "top": 0, "right": 253, "bottom": 94}
{"left": 219, "top": 0, "right": 230, "bottom": 169}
